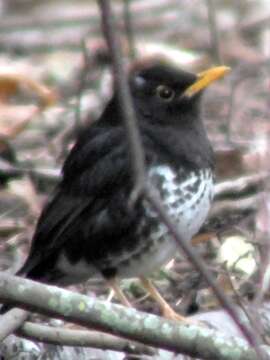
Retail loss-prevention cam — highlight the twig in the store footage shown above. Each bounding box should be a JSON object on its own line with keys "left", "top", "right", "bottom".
{"left": 225, "top": 81, "right": 236, "bottom": 143}
{"left": 123, "top": 0, "right": 136, "bottom": 59}
{"left": 74, "top": 38, "right": 90, "bottom": 128}
{"left": 0, "top": 308, "right": 28, "bottom": 341}
{"left": 205, "top": 0, "right": 222, "bottom": 64}
{"left": 225, "top": 268, "right": 265, "bottom": 344}
{"left": 17, "top": 322, "right": 154, "bottom": 355}
{"left": 214, "top": 172, "right": 269, "bottom": 197}
{"left": 210, "top": 195, "right": 258, "bottom": 218}
{"left": 98, "top": 0, "right": 146, "bottom": 201}
{"left": 238, "top": 13, "right": 270, "bottom": 34}
{"left": 0, "top": 159, "right": 60, "bottom": 182}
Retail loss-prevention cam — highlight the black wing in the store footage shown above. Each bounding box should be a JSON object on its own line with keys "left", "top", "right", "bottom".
{"left": 18, "top": 108, "right": 141, "bottom": 280}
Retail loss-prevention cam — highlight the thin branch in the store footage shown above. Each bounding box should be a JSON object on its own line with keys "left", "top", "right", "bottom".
{"left": 0, "top": 159, "right": 60, "bottom": 182}
{"left": 0, "top": 273, "right": 269, "bottom": 360}
{"left": 205, "top": 0, "right": 222, "bottom": 64}
{"left": 214, "top": 172, "right": 269, "bottom": 197}
{"left": 74, "top": 38, "right": 90, "bottom": 128}
{"left": 225, "top": 82, "right": 236, "bottom": 143}
{"left": 0, "top": 308, "right": 28, "bottom": 341}
{"left": 17, "top": 322, "right": 154, "bottom": 355}
{"left": 98, "top": 0, "right": 146, "bottom": 201}
{"left": 123, "top": 0, "right": 136, "bottom": 59}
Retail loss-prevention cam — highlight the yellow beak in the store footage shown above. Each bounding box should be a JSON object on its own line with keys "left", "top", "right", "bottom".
{"left": 183, "top": 66, "right": 231, "bottom": 98}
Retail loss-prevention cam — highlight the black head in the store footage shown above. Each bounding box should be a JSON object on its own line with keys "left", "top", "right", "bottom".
{"left": 127, "top": 60, "right": 229, "bottom": 127}
{"left": 98, "top": 60, "right": 229, "bottom": 169}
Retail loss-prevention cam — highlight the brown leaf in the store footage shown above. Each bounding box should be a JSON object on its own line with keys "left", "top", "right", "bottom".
{"left": 0, "top": 73, "right": 57, "bottom": 107}
{"left": 0, "top": 73, "right": 57, "bottom": 150}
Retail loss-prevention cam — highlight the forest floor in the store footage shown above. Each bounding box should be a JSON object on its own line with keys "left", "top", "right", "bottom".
{"left": 1, "top": 1, "right": 270, "bottom": 359}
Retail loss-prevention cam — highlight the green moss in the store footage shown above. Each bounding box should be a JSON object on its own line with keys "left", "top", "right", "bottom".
{"left": 78, "top": 301, "right": 86, "bottom": 312}
{"left": 178, "top": 324, "right": 198, "bottom": 341}
{"left": 161, "top": 322, "right": 174, "bottom": 338}
{"left": 58, "top": 292, "right": 73, "bottom": 316}
{"left": 18, "top": 284, "right": 27, "bottom": 293}
{"left": 99, "top": 303, "right": 119, "bottom": 324}
{"left": 144, "top": 315, "right": 160, "bottom": 330}
{"left": 48, "top": 297, "right": 58, "bottom": 309}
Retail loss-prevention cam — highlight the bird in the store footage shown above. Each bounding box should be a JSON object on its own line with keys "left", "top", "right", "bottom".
{"left": 1, "top": 59, "right": 230, "bottom": 320}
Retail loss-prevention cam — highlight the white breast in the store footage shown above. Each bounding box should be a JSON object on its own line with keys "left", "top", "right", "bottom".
{"left": 147, "top": 165, "right": 214, "bottom": 239}
{"left": 115, "top": 165, "right": 214, "bottom": 278}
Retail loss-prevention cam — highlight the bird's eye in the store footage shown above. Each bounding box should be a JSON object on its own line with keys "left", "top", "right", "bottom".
{"left": 156, "top": 85, "right": 174, "bottom": 101}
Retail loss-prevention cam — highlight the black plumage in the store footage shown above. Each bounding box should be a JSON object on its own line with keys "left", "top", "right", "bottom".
{"left": 1, "top": 60, "right": 229, "bottom": 315}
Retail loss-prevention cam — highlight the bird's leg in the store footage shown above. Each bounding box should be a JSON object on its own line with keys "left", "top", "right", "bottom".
{"left": 191, "top": 232, "right": 216, "bottom": 246}
{"left": 140, "top": 276, "right": 192, "bottom": 323}
{"left": 106, "top": 277, "right": 132, "bottom": 307}
{"left": 67, "top": 279, "right": 131, "bottom": 331}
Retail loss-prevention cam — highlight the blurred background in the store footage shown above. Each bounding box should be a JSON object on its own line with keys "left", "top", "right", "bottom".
{"left": 1, "top": 0, "right": 270, "bottom": 358}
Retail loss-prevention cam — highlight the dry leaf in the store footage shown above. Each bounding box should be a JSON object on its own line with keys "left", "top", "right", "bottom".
{"left": 0, "top": 73, "right": 56, "bottom": 107}
{"left": 0, "top": 72, "right": 57, "bottom": 149}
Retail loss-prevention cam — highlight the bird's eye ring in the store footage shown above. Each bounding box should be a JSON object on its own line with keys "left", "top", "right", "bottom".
{"left": 156, "top": 85, "right": 174, "bottom": 101}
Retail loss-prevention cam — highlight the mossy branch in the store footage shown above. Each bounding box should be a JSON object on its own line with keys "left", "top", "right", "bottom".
{"left": 0, "top": 273, "right": 269, "bottom": 360}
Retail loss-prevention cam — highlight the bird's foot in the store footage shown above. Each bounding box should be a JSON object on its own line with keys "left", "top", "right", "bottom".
{"left": 162, "top": 305, "right": 200, "bottom": 325}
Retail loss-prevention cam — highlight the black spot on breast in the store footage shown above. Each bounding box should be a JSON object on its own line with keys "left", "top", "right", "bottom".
{"left": 172, "top": 201, "right": 181, "bottom": 209}
{"left": 157, "top": 234, "right": 166, "bottom": 242}
{"left": 176, "top": 169, "right": 189, "bottom": 183}
{"left": 185, "top": 179, "right": 201, "bottom": 193}
{"left": 152, "top": 173, "right": 166, "bottom": 188}
{"left": 160, "top": 187, "right": 170, "bottom": 199}
{"left": 193, "top": 177, "right": 201, "bottom": 187}
{"left": 175, "top": 188, "right": 184, "bottom": 197}
{"left": 175, "top": 198, "right": 185, "bottom": 208}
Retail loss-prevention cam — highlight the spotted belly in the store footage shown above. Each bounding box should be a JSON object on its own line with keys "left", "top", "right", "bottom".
{"left": 110, "top": 165, "right": 214, "bottom": 277}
